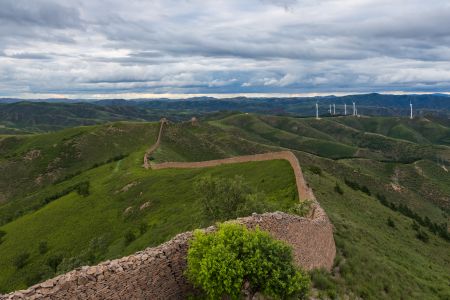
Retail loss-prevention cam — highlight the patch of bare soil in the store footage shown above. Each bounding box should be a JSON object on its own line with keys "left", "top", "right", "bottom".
{"left": 23, "top": 149, "right": 41, "bottom": 161}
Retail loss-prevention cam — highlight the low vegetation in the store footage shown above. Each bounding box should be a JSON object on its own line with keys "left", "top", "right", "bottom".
{"left": 0, "top": 114, "right": 449, "bottom": 298}
{"left": 186, "top": 223, "right": 310, "bottom": 299}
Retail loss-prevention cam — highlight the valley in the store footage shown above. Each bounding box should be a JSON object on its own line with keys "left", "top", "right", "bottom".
{"left": 0, "top": 113, "right": 449, "bottom": 299}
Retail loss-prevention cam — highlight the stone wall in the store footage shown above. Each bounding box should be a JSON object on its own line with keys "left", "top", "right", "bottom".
{"left": 1, "top": 121, "right": 336, "bottom": 299}
{"left": 1, "top": 212, "right": 335, "bottom": 300}
{"left": 152, "top": 151, "right": 314, "bottom": 200}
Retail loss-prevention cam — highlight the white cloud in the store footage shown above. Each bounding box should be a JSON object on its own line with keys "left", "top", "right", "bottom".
{"left": 0, "top": 0, "right": 450, "bottom": 97}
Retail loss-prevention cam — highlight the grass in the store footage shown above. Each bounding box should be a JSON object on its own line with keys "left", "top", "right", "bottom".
{"left": 0, "top": 114, "right": 449, "bottom": 298}
{"left": 304, "top": 166, "right": 450, "bottom": 299}
{"left": 0, "top": 150, "right": 298, "bottom": 292}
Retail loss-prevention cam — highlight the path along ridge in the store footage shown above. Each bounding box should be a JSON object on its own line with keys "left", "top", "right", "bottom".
{"left": 144, "top": 119, "right": 328, "bottom": 221}
{"left": 0, "top": 119, "right": 335, "bottom": 300}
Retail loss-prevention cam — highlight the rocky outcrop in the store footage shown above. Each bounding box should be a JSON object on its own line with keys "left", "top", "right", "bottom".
{"left": 1, "top": 212, "right": 335, "bottom": 300}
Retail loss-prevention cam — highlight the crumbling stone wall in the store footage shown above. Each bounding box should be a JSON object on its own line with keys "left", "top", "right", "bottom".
{"left": 152, "top": 151, "right": 314, "bottom": 200}
{"left": 1, "top": 212, "right": 335, "bottom": 300}
{"left": 2, "top": 120, "right": 336, "bottom": 299}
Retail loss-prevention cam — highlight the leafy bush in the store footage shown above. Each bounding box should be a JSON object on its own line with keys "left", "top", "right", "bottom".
{"left": 310, "top": 269, "right": 337, "bottom": 299}
{"left": 289, "top": 200, "right": 312, "bottom": 217}
{"left": 334, "top": 183, "right": 344, "bottom": 195}
{"left": 38, "top": 241, "right": 48, "bottom": 254}
{"left": 13, "top": 252, "right": 30, "bottom": 269}
{"left": 194, "top": 175, "right": 271, "bottom": 221}
{"left": 416, "top": 230, "right": 429, "bottom": 243}
{"left": 124, "top": 230, "right": 136, "bottom": 245}
{"left": 75, "top": 181, "right": 90, "bottom": 197}
{"left": 186, "top": 223, "right": 311, "bottom": 299}
{"left": 139, "top": 222, "right": 148, "bottom": 235}
{"left": 344, "top": 179, "right": 370, "bottom": 195}
{"left": 0, "top": 230, "right": 6, "bottom": 244}
{"left": 309, "top": 166, "right": 322, "bottom": 176}
{"left": 387, "top": 217, "right": 396, "bottom": 228}
{"left": 47, "top": 254, "right": 63, "bottom": 272}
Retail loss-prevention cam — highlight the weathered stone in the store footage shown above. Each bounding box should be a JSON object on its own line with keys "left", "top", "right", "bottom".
{"left": 1, "top": 212, "right": 334, "bottom": 300}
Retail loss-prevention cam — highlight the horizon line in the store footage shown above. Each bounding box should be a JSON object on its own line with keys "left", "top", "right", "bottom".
{"left": 1, "top": 91, "right": 450, "bottom": 100}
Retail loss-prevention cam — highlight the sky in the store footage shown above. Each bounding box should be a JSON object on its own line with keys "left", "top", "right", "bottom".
{"left": 1, "top": 0, "right": 450, "bottom": 99}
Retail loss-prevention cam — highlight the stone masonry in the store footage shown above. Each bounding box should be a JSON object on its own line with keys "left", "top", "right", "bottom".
{"left": 1, "top": 212, "right": 335, "bottom": 300}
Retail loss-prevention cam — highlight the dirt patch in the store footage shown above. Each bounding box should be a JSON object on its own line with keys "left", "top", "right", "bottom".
{"left": 116, "top": 182, "right": 139, "bottom": 194}
{"left": 140, "top": 201, "right": 151, "bottom": 211}
{"left": 23, "top": 150, "right": 41, "bottom": 161}
{"left": 390, "top": 182, "right": 403, "bottom": 192}
{"left": 123, "top": 206, "right": 133, "bottom": 215}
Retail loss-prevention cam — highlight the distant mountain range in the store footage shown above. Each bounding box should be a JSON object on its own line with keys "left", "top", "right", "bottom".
{"left": 0, "top": 93, "right": 449, "bottom": 133}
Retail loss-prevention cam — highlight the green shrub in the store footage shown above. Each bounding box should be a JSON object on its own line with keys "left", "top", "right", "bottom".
{"left": 411, "top": 221, "right": 420, "bottom": 231}
{"left": 47, "top": 254, "right": 63, "bottom": 272}
{"left": 310, "top": 269, "right": 337, "bottom": 299}
{"left": 13, "top": 252, "right": 30, "bottom": 269}
{"left": 186, "top": 223, "right": 311, "bottom": 299}
{"left": 334, "top": 183, "right": 344, "bottom": 195}
{"left": 124, "top": 230, "right": 136, "bottom": 245}
{"left": 416, "top": 230, "right": 429, "bottom": 243}
{"left": 38, "top": 241, "right": 48, "bottom": 254}
{"left": 194, "top": 175, "right": 270, "bottom": 221}
{"left": 387, "top": 217, "right": 396, "bottom": 228}
{"left": 0, "top": 230, "right": 6, "bottom": 244}
{"left": 75, "top": 181, "right": 90, "bottom": 197}
{"left": 309, "top": 166, "right": 322, "bottom": 176}
{"left": 289, "top": 200, "right": 312, "bottom": 217}
{"left": 139, "top": 222, "right": 148, "bottom": 235}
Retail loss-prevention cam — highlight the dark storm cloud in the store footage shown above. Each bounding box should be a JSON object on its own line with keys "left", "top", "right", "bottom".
{"left": 0, "top": 0, "right": 450, "bottom": 98}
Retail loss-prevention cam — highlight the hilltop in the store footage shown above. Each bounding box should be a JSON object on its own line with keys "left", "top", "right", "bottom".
{"left": 1, "top": 93, "right": 449, "bottom": 133}
{"left": 0, "top": 114, "right": 449, "bottom": 298}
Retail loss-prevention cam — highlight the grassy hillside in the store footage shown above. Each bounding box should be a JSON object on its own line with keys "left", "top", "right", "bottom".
{"left": 0, "top": 122, "right": 160, "bottom": 217}
{"left": 0, "top": 123, "right": 298, "bottom": 292}
{"left": 0, "top": 114, "right": 449, "bottom": 298}
{"left": 304, "top": 164, "right": 450, "bottom": 299}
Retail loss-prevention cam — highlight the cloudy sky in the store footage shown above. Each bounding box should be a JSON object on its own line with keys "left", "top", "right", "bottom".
{"left": 1, "top": 0, "right": 450, "bottom": 98}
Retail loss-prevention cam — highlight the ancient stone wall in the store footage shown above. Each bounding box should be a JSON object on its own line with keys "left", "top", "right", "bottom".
{"left": 1, "top": 120, "right": 336, "bottom": 299}
{"left": 1, "top": 212, "right": 335, "bottom": 300}
{"left": 143, "top": 118, "right": 167, "bottom": 169}
{"left": 151, "top": 151, "right": 313, "bottom": 200}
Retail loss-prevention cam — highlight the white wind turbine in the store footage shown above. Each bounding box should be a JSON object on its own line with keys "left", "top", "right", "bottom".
{"left": 410, "top": 101, "right": 413, "bottom": 119}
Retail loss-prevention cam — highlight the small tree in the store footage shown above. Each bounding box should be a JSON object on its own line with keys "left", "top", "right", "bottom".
{"left": 387, "top": 217, "right": 396, "bottom": 228}
{"left": 0, "top": 230, "right": 6, "bottom": 245}
{"left": 38, "top": 241, "right": 49, "bottom": 254}
{"left": 416, "top": 230, "right": 429, "bottom": 243}
{"left": 186, "top": 223, "right": 311, "bottom": 299}
{"left": 124, "top": 230, "right": 136, "bottom": 245}
{"left": 139, "top": 222, "right": 148, "bottom": 235}
{"left": 14, "top": 252, "right": 30, "bottom": 269}
{"left": 194, "top": 175, "right": 270, "bottom": 221}
{"left": 47, "top": 254, "right": 63, "bottom": 272}
{"left": 334, "top": 183, "right": 344, "bottom": 195}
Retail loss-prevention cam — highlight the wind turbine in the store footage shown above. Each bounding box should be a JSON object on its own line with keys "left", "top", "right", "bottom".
{"left": 410, "top": 101, "right": 413, "bottom": 119}
{"left": 333, "top": 104, "right": 336, "bottom": 115}
{"left": 329, "top": 104, "right": 332, "bottom": 115}
{"left": 315, "top": 102, "right": 319, "bottom": 120}
{"left": 352, "top": 102, "right": 356, "bottom": 116}
{"left": 344, "top": 103, "right": 347, "bottom": 115}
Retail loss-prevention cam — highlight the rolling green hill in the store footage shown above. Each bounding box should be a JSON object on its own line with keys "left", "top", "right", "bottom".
{"left": 0, "top": 114, "right": 449, "bottom": 298}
